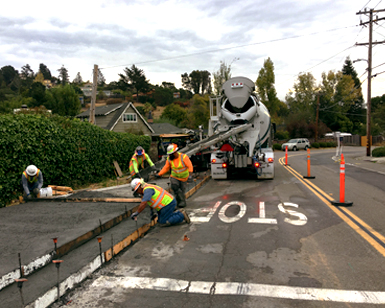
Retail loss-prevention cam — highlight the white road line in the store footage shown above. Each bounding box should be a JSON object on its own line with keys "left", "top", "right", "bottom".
{"left": 92, "top": 276, "right": 385, "bottom": 304}
{"left": 260, "top": 201, "right": 265, "bottom": 218}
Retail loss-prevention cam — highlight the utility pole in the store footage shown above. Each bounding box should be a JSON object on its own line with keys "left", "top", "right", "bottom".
{"left": 315, "top": 92, "right": 321, "bottom": 142}
{"left": 356, "top": 8, "right": 385, "bottom": 156}
{"left": 90, "top": 64, "right": 98, "bottom": 124}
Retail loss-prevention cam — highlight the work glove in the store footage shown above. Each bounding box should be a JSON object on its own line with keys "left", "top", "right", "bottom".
{"left": 26, "top": 194, "right": 32, "bottom": 200}
{"left": 155, "top": 174, "right": 161, "bottom": 179}
{"left": 187, "top": 175, "right": 193, "bottom": 182}
{"left": 131, "top": 211, "right": 139, "bottom": 220}
{"left": 33, "top": 188, "right": 40, "bottom": 195}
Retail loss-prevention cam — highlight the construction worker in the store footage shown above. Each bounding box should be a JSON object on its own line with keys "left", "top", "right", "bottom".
{"left": 21, "top": 165, "right": 43, "bottom": 200}
{"left": 129, "top": 146, "right": 155, "bottom": 179}
{"left": 156, "top": 143, "right": 193, "bottom": 208}
{"left": 130, "top": 178, "right": 190, "bottom": 226}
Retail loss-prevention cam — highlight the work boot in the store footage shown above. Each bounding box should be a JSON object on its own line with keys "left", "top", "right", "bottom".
{"left": 180, "top": 209, "right": 191, "bottom": 224}
{"left": 158, "top": 221, "right": 171, "bottom": 227}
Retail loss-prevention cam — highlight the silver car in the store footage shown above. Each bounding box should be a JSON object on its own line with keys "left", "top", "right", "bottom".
{"left": 281, "top": 138, "right": 310, "bottom": 151}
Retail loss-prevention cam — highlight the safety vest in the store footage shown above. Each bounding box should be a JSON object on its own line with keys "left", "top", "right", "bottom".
{"left": 23, "top": 169, "right": 40, "bottom": 183}
{"left": 143, "top": 184, "right": 174, "bottom": 211}
{"left": 168, "top": 153, "right": 189, "bottom": 179}
{"left": 129, "top": 154, "right": 149, "bottom": 176}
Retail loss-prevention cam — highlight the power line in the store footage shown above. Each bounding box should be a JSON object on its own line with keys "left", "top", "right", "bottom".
{"left": 99, "top": 25, "right": 358, "bottom": 70}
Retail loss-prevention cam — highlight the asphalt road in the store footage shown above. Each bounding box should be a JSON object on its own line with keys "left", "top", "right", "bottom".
{"left": 53, "top": 147, "right": 385, "bottom": 308}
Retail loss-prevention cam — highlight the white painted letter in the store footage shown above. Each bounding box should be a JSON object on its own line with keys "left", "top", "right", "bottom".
{"left": 278, "top": 202, "right": 307, "bottom": 226}
{"left": 218, "top": 201, "right": 246, "bottom": 223}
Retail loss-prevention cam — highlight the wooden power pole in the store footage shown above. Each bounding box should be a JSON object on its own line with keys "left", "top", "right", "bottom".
{"left": 90, "top": 64, "right": 98, "bottom": 124}
{"left": 356, "top": 8, "right": 385, "bottom": 156}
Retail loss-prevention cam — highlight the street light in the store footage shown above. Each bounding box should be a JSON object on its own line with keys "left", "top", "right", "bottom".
{"left": 353, "top": 58, "right": 371, "bottom": 157}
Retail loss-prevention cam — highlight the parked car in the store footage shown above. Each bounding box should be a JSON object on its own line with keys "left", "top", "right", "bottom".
{"left": 281, "top": 138, "right": 310, "bottom": 151}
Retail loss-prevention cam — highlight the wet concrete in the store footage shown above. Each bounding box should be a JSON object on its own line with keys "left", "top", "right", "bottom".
{"left": 0, "top": 171, "right": 209, "bottom": 308}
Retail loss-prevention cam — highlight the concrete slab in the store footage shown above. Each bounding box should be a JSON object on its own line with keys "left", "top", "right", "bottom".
{"left": 0, "top": 171, "right": 210, "bottom": 305}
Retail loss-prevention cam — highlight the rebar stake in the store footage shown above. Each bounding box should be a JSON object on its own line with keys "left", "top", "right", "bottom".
{"left": 52, "top": 260, "right": 63, "bottom": 302}
{"left": 15, "top": 278, "right": 27, "bottom": 307}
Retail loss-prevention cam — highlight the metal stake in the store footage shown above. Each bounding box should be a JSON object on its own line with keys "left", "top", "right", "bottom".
{"left": 97, "top": 237, "right": 103, "bottom": 265}
{"left": 18, "top": 253, "right": 23, "bottom": 278}
{"left": 15, "top": 278, "right": 27, "bottom": 308}
{"left": 53, "top": 260, "right": 63, "bottom": 302}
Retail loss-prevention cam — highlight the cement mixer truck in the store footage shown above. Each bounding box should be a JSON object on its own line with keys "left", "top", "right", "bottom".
{"left": 178, "top": 76, "right": 275, "bottom": 180}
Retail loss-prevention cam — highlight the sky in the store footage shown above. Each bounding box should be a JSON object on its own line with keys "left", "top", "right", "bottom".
{"left": 1, "top": 0, "right": 384, "bottom": 101}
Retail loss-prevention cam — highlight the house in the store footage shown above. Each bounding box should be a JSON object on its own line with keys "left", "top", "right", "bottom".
{"left": 149, "top": 123, "right": 184, "bottom": 136}
{"left": 76, "top": 102, "right": 154, "bottom": 135}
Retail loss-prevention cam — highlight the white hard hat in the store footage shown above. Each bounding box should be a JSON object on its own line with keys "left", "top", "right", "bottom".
{"left": 167, "top": 144, "right": 178, "bottom": 155}
{"left": 131, "top": 178, "right": 142, "bottom": 192}
{"left": 26, "top": 165, "right": 38, "bottom": 177}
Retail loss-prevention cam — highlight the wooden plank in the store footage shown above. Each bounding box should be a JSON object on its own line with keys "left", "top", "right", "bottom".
{"left": 48, "top": 185, "right": 73, "bottom": 191}
{"left": 113, "top": 161, "right": 123, "bottom": 177}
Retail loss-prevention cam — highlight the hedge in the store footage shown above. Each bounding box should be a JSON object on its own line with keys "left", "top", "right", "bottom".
{"left": 0, "top": 114, "right": 150, "bottom": 207}
{"left": 372, "top": 146, "right": 385, "bottom": 157}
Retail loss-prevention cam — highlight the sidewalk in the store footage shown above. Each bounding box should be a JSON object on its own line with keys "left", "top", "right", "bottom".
{"left": 344, "top": 153, "right": 385, "bottom": 175}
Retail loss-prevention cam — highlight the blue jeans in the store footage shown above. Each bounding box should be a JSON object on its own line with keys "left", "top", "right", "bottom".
{"left": 158, "top": 199, "right": 184, "bottom": 225}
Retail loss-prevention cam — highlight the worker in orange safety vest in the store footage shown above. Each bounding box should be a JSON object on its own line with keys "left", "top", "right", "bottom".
{"left": 156, "top": 143, "right": 193, "bottom": 208}
{"left": 130, "top": 178, "right": 190, "bottom": 227}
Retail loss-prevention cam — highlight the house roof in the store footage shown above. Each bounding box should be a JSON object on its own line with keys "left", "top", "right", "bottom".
{"left": 77, "top": 103, "right": 124, "bottom": 117}
{"left": 76, "top": 102, "right": 154, "bottom": 133}
{"left": 150, "top": 123, "right": 184, "bottom": 136}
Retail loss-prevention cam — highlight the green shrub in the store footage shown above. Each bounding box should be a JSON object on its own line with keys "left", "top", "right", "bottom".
{"left": 327, "top": 142, "right": 336, "bottom": 147}
{"left": 312, "top": 142, "right": 320, "bottom": 148}
{"left": 0, "top": 113, "right": 150, "bottom": 207}
{"left": 274, "top": 130, "right": 289, "bottom": 140}
{"left": 319, "top": 142, "right": 328, "bottom": 148}
{"left": 273, "top": 143, "right": 282, "bottom": 150}
{"left": 372, "top": 146, "right": 385, "bottom": 157}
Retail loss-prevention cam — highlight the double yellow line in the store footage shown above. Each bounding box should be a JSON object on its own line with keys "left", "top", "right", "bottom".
{"left": 279, "top": 156, "right": 385, "bottom": 258}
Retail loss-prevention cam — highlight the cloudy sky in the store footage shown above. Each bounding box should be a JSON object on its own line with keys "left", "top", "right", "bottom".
{"left": 1, "top": 0, "right": 384, "bottom": 100}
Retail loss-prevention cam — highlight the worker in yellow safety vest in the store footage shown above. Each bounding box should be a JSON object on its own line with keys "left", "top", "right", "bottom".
{"left": 129, "top": 146, "right": 155, "bottom": 179}
{"left": 130, "top": 178, "right": 190, "bottom": 227}
{"left": 21, "top": 165, "right": 44, "bottom": 200}
{"left": 156, "top": 143, "right": 193, "bottom": 208}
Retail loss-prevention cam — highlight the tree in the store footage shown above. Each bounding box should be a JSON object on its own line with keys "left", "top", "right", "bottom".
{"left": 186, "top": 94, "right": 210, "bottom": 128}
{"left": 39, "top": 63, "right": 52, "bottom": 80}
{"left": 285, "top": 72, "right": 317, "bottom": 113}
{"left": 20, "top": 64, "right": 35, "bottom": 81}
{"left": 57, "top": 65, "right": 69, "bottom": 86}
{"left": 73, "top": 72, "right": 83, "bottom": 85}
{"left": 153, "top": 85, "right": 173, "bottom": 106}
{"left": 161, "top": 103, "right": 188, "bottom": 126}
{"left": 256, "top": 58, "right": 280, "bottom": 119}
{"left": 27, "top": 82, "right": 47, "bottom": 107}
{"left": 341, "top": 57, "right": 365, "bottom": 133}
{"left": 34, "top": 72, "right": 45, "bottom": 84}
{"left": 1, "top": 65, "right": 20, "bottom": 91}
{"left": 212, "top": 60, "right": 232, "bottom": 95}
{"left": 370, "top": 94, "right": 385, "bottom": 135}
{"left": 119, "top": 65, "right": 150, "bottom": 102}
{"left": 98, "top": 69, "right": 106, "bottom": 86}
{"left": 45, "top": 84, "right": 80, "bottom": 116}
{"left": 182, "top": 70, "right": 211, "bottom": 95}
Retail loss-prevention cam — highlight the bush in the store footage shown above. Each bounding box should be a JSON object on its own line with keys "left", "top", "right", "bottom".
{"left": 274, "top": 130, "right": 289, "bottom": 140}
{"left": 273, "top": 143, "right": 282, "bottom": 150}
{"left": 312, "top": 142, "right": 320, "bottom": 148}
{"left": 372, "top": 146, "right": 385, "bottom": 157}
{"left": 319, "top": 142, "right": 328, "bottom": 148}
{"left": 327, "top": 142, "right": 337, "bottom": 147}
{"left": 0, "top": 114, "right": 150, "bottom": 207}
